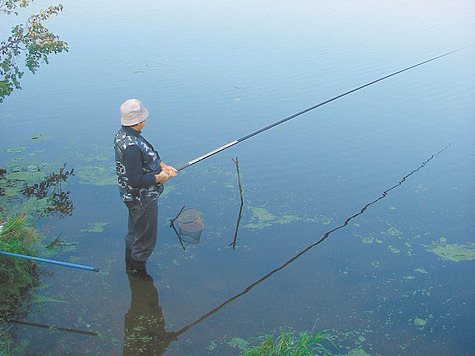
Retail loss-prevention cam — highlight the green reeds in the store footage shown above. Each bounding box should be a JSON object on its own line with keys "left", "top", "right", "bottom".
{"left": 243, "top": 327, "right": 337, "bottom": 356}
{"left": 0, "top": 213, "right": 41, "bottom": 321}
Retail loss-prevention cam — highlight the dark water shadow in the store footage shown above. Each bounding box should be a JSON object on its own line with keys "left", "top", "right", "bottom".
{"left": 123, "top": 273, "right": 176, "bottom": 355}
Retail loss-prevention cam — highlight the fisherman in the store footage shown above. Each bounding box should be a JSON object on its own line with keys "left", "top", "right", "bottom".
{"left": 114, "top": 99, "right": 177, "bottom": 276}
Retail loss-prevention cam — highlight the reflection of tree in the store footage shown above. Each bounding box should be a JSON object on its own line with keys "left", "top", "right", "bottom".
{"left": 0, "top": 163, "right": 75, "bottom": 218}
{"left": 0, "top": 0, "right": 68, "bottom": 102}
{"left": 20, "top": 163, "right": 75, "bottom": 218}
{"left": 124, "top": 274, "right": 176, "bottom": 356}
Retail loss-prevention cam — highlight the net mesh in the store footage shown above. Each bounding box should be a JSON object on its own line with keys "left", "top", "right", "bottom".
{"left": 177, "top": 208, "right": 203, "bottom": 243}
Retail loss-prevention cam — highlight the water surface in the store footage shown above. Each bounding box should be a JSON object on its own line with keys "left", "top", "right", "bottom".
{"left": 1, "top": 0, "right": 474, "bottom": 354}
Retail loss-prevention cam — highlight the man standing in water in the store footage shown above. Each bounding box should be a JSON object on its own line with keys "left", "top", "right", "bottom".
{"left": 114, "top": 99, "right": 177, "bottom": 276}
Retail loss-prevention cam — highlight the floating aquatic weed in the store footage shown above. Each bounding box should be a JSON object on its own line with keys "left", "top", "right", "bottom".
{"left": 207, "top": 340, "right": 217, "bottom": 351}
{"left": 387, "top": 245, "right": 400, "bottom": 254}
{"left": 160, "top": 185, "right": 175, "bottom": 199}
{"left": 6, "top": 147, "right": 28, "bottom": 153}
{"left": 243, "top": 206, "right": 300, "bottom": 230}
{"left": 414, "top": 267, "right": 428, "bottom": 274}
{"left": 414, "top": 317, "right": 427, "bottom": 327}
{"left": 64, "top": 144, "right": 116, "bottom": 186}
{"left": 80, "top": 222, "right": 109, "bottom": 233}
{"left": 31, "top": 295, "right": 66, "bottom": 304}
{"left": 347, "top": 348, "right": 371, "bottom": 356}
{"left": 30, "top": 134, "right": 49, "bottom": 142}
{"left": 426, "top": 237, "right": 475, "bottom": 262}
{"left": 77, "top": 166, "right": 116, "bottom": 186}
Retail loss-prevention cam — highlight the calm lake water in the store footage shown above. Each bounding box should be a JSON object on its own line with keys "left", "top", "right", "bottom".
{"left": 1, "top": 0, "right": 474, "bottom": 354}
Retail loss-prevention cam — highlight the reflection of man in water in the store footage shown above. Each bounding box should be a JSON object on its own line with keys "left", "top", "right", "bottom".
{"left": 124, "top": 273, "right": 176, "bottom": 355}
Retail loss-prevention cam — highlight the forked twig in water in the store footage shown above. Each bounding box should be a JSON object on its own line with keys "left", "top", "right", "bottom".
{"left": 230, "top": 157, "right": 244, "bottom": 249}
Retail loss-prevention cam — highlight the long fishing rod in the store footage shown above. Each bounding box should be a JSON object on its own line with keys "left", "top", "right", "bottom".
{"left": 0, "top": 250, "right": 99, "bottom": 272}
{"left": 177, "top": 48, "right": 463, "bottom": 171}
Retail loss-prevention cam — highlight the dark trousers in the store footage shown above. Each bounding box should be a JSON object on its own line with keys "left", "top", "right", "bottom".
{"left": 125, "top": 199, "right": 158, "bottom": 263}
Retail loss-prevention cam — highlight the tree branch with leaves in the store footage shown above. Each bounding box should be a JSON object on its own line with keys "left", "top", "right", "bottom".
{"left": 0, "top": 0, "right": 68, "bottom": 102}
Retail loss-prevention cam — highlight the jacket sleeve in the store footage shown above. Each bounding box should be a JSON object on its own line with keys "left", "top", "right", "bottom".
{"left": 123, "top": 145, "right": 156, "bottom": 188}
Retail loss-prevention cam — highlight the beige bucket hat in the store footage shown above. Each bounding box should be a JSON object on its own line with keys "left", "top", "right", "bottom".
{"left": 120, "top": 99, "right": 149, "bottom": 126}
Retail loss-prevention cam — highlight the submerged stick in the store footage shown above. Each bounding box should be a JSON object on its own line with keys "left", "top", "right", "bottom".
{"left": 46, "top": 233, "right": 62, "bottom": 249}
{"left": 230, "top": 157, "right": 244, "bottom": 249}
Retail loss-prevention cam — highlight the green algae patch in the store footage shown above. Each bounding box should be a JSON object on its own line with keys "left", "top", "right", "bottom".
{"left": 243, "top": 206, "right": 300, "bottom": 230}
{"left": 388, "top": 245, "right": 400, "bottom": 254}
{"left": 161, "top": 185, "right": 175, "bottom": 199}
{"left": 68, "top": 144, "right": 116, "bottom": 186}
{"left": 228, "top": 337, "right": 249, "bottom": 350}
{"left": 414, "top": 267, "right": 428, "bottom": 274}
{"left": 427, "top": 237, "right": 475, "bottom": 262}
{"left": 32, "top": 295, "right": 66, "bottom": 304}
{"left": 414, "top": 317, "right": 427, "bottom": 326}
{"left": 243, "top": 207, "right": 276, "bottom": 229}
{"left": 356, "top": 233, "right": 383, "bottom": 244}
{"left": 347, "top": 348, "right": 370, "bottom": 356}
{"left": 81, "top": 221, "right": 110, "bottom": 233}
{"left": 387, "top": 227, "right": 402, "bottom": 237}
{"left": 77, "top": 165, "right": 116, "bottom": 186}
{"left": 6, "top": 147, "right": 28, "bottom": 153}
{"left": 30, "top": 134, "right": 49, "bottom": 142}
{"left": 207, "top": 340, "right": 217, "bottom": 351}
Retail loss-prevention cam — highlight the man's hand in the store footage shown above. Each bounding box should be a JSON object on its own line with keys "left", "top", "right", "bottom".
{"left": 161, "top": 163, "right": 177, "bottom": 177}
{"left": 156, "top": 163, "right": 177, "bottom": 183}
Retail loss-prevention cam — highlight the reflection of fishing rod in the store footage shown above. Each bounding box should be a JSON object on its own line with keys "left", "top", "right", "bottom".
{"left": 0, "top": 250, "right": 99, "bottom": 272}
{"left": 177, "top": 48, "right": 463, "bottom": 172}
{"left": 173, "top": 143, "right": 451, "bottom": 337}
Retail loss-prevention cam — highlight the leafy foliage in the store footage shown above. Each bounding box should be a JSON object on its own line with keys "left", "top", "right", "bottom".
{"left": 0, "top": 0, "right": 68, "bottom": 102}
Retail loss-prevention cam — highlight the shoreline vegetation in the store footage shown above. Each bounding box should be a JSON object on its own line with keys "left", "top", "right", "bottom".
{"left": 0, "top": 161, "right": 74, "bottom": 354}
{"left": 0, "top": 213, "right": 41, "bottom": 353}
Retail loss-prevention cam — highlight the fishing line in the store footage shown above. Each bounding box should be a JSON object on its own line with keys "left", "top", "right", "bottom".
{"left": 177, "top": 48, "right": 464, "bottom": 171}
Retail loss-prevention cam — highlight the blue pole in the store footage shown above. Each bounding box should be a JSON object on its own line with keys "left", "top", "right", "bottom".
{"left": 0, "top": 250, "right": 99, "bottom": 272}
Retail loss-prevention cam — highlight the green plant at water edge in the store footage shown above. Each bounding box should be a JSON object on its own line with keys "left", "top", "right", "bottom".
{"left": 242, "top": 327, "right": 337, "bottom": 355}
{"left": 0, "top": 213, "right": 41, "bottom": 322}
{"left": 0, "top": 0, "right": 68, "bottom": 102}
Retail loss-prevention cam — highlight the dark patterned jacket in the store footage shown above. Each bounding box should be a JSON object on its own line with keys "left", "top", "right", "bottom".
{"left": 114, "top": 126, "right": 164, "bottom": 203}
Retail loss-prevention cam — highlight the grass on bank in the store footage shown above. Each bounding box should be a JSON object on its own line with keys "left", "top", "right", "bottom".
{"left": 0, "top": 214, "right": 41, "bottom": 320}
